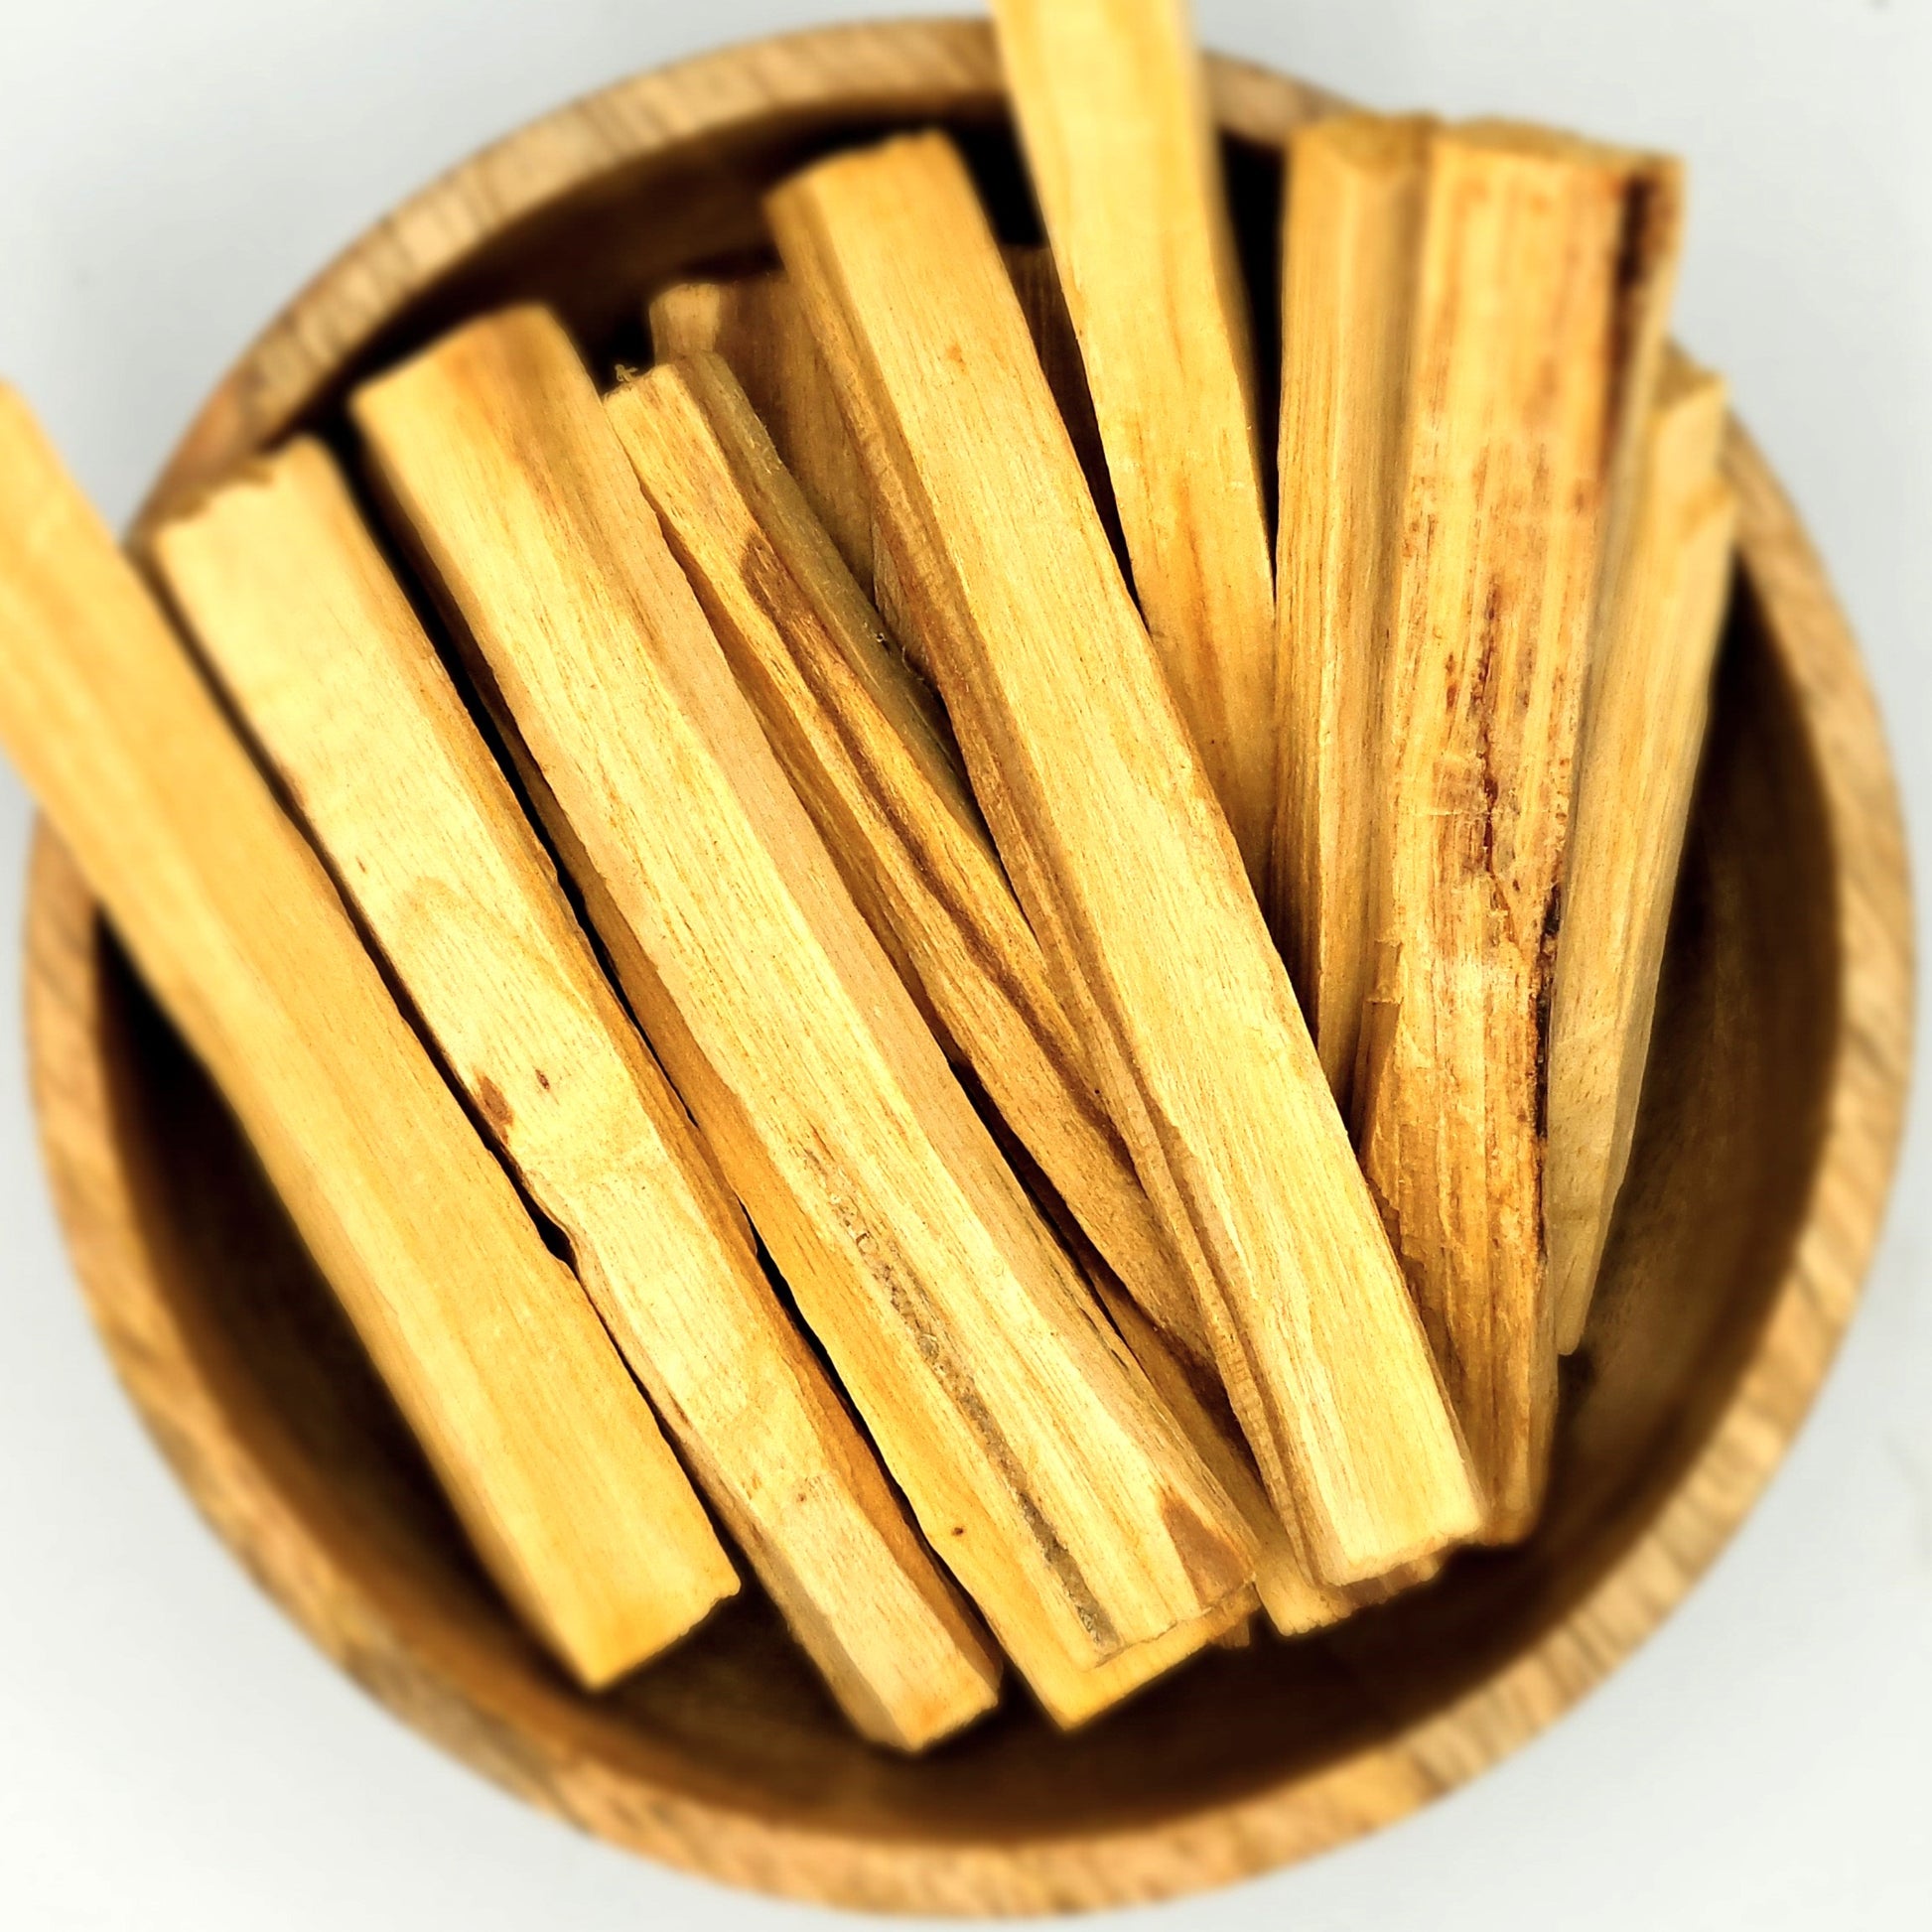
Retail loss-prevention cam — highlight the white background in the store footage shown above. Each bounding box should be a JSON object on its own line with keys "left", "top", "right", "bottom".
{"left": 1, "top": 2, "right": 1927, "bottom": 1925}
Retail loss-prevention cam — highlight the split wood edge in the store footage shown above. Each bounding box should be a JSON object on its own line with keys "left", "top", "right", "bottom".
{"left": 149, "top": 440, "right": 1001, "bottom": 1750}
{"left": 0, "top": 384, "right": 736, "bottom": 1689}
{"left": 350, "top": 305, "right": 1260, "bottom": 1727}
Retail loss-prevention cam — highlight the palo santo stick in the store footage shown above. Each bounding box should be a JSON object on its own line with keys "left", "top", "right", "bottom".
{"left": 1272, "top": 114, "right": 1434, "bottom": 1109}
{"left": 607, "top": 352, "right": 1211, "bottom": 1365}
{"left": 1105, "top": 1259, "right": 1449, "bottom": 1619}
{"left": 991, "top": 0, "right": 1276, "bottom": 884}
{"left": 1548, "top": 357, "right": 1735, "bottom": 1353}
{"left": 650, "top": 276, "right": 876, "bottom": 589}
{"left": 150, "top": 441, "right": 1001, "bottom": 1751}
{"left": 351, "top": 307, "right": 1257, "bottom": 1722}
{"left": 1355, "top": 126, "right": 1658, "bottom": 1540}
{"left": 769, "top": 134, "right": 1479, "bottom": 1587}
{"left": 649, "top": 273, "right": 932, "bottom": 692}
{"left": 0, "top": 386, "right": 735, "bottom": 1688}
{"left": 649, "top": 246, "right": 1118, "bottom": 648}
{"left": 1091, "top": 1277, "right": 1349, "bottom": 1638}
{"left": 1026, "top": 1577, "right": 1257, "bottom": 1723}
{"left": 1588, "top": 157, "right": 1687, "bottom": 641}
{"left": 1001, "top": 246, "right": 1122, "bottom": 542}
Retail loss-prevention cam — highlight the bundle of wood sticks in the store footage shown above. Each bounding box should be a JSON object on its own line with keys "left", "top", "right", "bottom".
{"left": 0, "top": 0, "right": 1735, "bottom": 1750}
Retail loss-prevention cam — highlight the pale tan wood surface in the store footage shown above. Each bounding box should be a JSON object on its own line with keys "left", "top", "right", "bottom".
{"left": 990, "top": 0, "right": 1277, "bottom": 883}
{"left": 1586, "top": 148, "right": 1687, "bottom": 653}
{"left": 646, "top": 245, "right": 1116, "bottom": 659}
{"left": 769, "top": 132, "right": 1479, "bottom": 1587}
{"left": 0, "top": 387, "right": 735, "bottom": 1691}
{"left": 1355, "top": 126, "right": 1657, "bottom": 1542}
{"left": 608, "top": 353, "right": 1212, "bottom": 1364}
{"left": 1092, "top": 1279, "right": 1351, "bottom": 1639}
{"left": 650, "top": 272, "right": 920, "bottom": 733}
{"left": 1548, "top": 358, "right": 1737, "bottom": 1353}
{"left": 351, "top": 305, "right": 1255, "bottom": 1725}
{"left": 149, "top": 438, "right": 1000, "bottom": 1751}
{"left": 1011, "top": 1574, "right": 1260, "bottom": 1728}
{"left": 14, "top": 22, "right": 1911, "bottom": 1913}
{"left": 1001, "top": 245, "right": 1122, "bottom": 535}
{"left": 1271, "top": 113, "right": 1433, "bottom": 1108}
{"left": 650, "top": 276, "right": 877, "bottom": 587}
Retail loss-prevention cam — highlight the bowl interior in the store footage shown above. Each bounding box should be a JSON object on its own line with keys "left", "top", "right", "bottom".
{"left": 85, "top": 87, "right": 1840, "bottom": 1847}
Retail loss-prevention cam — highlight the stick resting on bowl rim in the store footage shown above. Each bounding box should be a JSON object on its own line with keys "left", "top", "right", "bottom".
{"left": 0, "top": 385, "right": 738, "bottom": 1690}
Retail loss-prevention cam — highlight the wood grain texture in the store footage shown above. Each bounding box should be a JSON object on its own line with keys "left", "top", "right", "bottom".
{"left": 1548, "top": 356, "right": 1736, "bottom": 1353}
{"left": 1587, "top": 150, "right": 1686, "bottom": 658}
{"left": 768, "top": 131, "right": 1479, "bottom": 1587}
{"left": 14, "top": 23, "right": 1911, "bottom": 1913}
{"left": 1354, "top": 126, "right": 1656, "bottom": 1541}
{"left": 1091, "top": 1277, "right": 1351, "bottom": 1638}
{"left": 650, "top": 271, "right": 925, "bottom": 649}
{"left": 646, "top": 247, "right": 1117, "bottom": 658}
{"left": 0, "top": 388, "right": 735, "bottom": 1690}
{"left": 350, "top": 305, "right": 1255, "bottom": 1725}
{"left": 1271, "top": 113, "right": 1433, "bottom": 1107}
{"left": 991, "top": 0, "right": 1277, "bottom": 883}
{"left": 650, "top": 276, "right": 877, "bottom": 587}
{"left": 148, "top": 439, "right": 1001, "bottom": 1751}
{"left": 1000, "top": 245, "right": 1123, "bottom": 540}
{"left": 607, "top": 352, "right": 1211, "bottom": 1363}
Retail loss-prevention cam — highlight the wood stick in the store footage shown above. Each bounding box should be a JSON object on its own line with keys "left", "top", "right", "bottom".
{"left": 1548, "top": 355, "right": 1735, "bottom": 1352}
{"left": 648, "top": 248, "right": 1120, "bottom": 650}
{"left": 607, "top": 352, "right": 1212, "bottom": 1365}
{"left": 1023, "top": 1576, "right": 1257, "bottom": 1724}
{"left": 1272, "top": 113, "right": 1434, "bottom": 1110}
{"left": 1090, "top": 1276, "right": 1350, "bottom": 1638}
{"left": 649, "top": 280, "right": 958, "bottom": 1047}
{"left": 149, "top": 440, "right": 1002, "bottom": 1751}
{"left": 991, "top": 0, "right": 1277, "bottom": 885}
{"left": 1354, "top": 125, "right": 1661, "bottom": 1539}
{"left": 350, "top": 307, "right": 1258, "bottom": 1723}
{"left": 0, "top": 385, "right": 737, "bottom": 1689}
{"left": 991, "top": 1100, "right": 1442, "bottom": 1626}
{"left": 1587, "top": 155, "right": 1687, "bottom": 656}
{"left": 650, "top": 276, "right": 876, "bottom": 590}
{"left": 1000, "top": 246, "right": 1123, "bottom": 547}
{"left": 768, "top": 133, "right": 1480, "bottom": 1587}
{"left": 956, "top": 711, "right": 1444, "bottom": 1632}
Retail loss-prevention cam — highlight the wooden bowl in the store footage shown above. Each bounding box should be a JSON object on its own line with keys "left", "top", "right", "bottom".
{"left": 21, "top": 19, "right": 1913, "bottom": 1916}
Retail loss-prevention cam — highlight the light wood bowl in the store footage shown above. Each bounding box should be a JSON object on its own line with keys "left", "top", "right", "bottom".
{"left": 21, "top": 19, "right": 1913, "bottom": 1916}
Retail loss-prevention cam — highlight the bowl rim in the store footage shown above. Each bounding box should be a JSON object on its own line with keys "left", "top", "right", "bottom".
{"left": 21, "top": 16, "right": 1916, "bottom": 1916}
